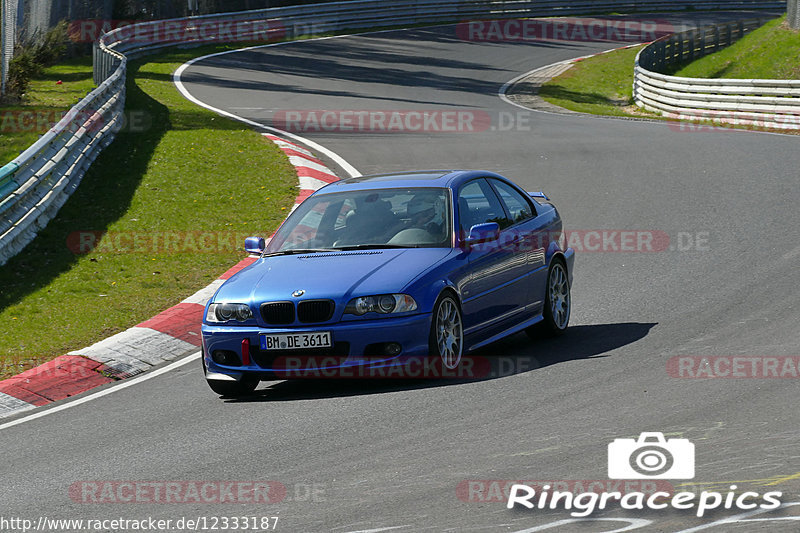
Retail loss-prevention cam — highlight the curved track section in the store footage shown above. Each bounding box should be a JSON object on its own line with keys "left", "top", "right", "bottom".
{"left": 2, "top": 13, "right": 799, "bottom": 533}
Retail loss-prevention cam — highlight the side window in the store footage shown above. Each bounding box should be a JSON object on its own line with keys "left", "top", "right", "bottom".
{"left": 457, "top": 179, "right": 511, "bottom": 233}
{"left": 489, "top": 179, "right": 536, "bottom": 224}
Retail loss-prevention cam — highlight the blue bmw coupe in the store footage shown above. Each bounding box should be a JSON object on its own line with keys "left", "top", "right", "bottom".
{"left": 201, "top": 170, "right": 574, "bottom": 396}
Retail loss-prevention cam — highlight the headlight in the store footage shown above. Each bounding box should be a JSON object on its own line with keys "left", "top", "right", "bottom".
{"left": 206, "top": 303, "right": 253, "bottom": 323}
{"left": 345, "top": 294, "right": 418, "bottom": 316}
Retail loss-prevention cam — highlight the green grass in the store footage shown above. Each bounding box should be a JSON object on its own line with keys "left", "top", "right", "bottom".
{"left": 0, "top": 56, "right": 96, "bottom": 164}
{"left": 539, "top": 45, "right": 651, "bottom": 117}
{"left": 0, "top": 45, "right": 298, "bottom": 379}
{"left": 539, "top": 15, "right": 799, "bottom": 127}
{"left": 671, "top": 16, "right": 800, "bottom": 79}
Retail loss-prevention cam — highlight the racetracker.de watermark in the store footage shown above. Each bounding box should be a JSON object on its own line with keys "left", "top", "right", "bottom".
{"left": 68, "top": 19, "right": 285, "bottom": 44}
{"left": 266, "top": 355, "right": 526, "bottom": 379}
{"left": 458, "top": 479, "right": 674, "bottom": 502}
{"left": 667, "top": 112, "right": 800, "bottom": 133}
{"left": 65, "top": 229, "right": 709, "bottom": 255}
{"left": 0, "top": 109, "right": 150, "bottom": 134}
{"left": 456, "top": 17, "right": 677, "bottom": 43}
{"left": 273, "top": 109, "right": 533, "bottom": 134}
{"left": 68, "top": 481, "right": 326, "bottom": 505}
{"left": 468, "top": 229, "right": 707, "bottom": 254}
{"left": 667, "top": 356, "right": 800, "bottom": 378}
{"left": 66, "top": 231, "right": 257, "bottom": 255}
{"left": 270, "top": 355, "right": 488, "bottom": 379}
{"left": 69, "top": 481, "right": 287, "bottom": 504}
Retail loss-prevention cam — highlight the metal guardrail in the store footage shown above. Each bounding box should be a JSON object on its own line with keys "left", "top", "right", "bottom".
{"left": 0, "top": 0, "right": 788, "bottom": 265}
{"left": 634, "top": 16, "right": 800, "bottom": 129}
{"left": 0, "top": 64, "right": 125, "bottom": 265}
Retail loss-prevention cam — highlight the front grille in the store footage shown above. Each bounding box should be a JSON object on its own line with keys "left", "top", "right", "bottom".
{"left": 261, "top": 302, "right": 295, "bottom": 324}
{"left": 297, "top": 299, "right": 335, "bottom": 323}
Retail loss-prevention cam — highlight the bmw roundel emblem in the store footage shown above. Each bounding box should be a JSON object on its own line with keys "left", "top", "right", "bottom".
{"left": 292, "top": 289, "right": 305, "bottom": 297}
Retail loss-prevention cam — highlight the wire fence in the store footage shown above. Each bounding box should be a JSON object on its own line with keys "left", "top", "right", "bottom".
{"left": 2, "top": 0, "right": 113, "bottom": 96}
{"left": 21, "top": 0, "right": 112, "bottom": 41}
{"left": 789, "top": 0, "right": 800, "bottom": 27}
{"left": 1, "top": 0, "right": 20, "bottom": 95}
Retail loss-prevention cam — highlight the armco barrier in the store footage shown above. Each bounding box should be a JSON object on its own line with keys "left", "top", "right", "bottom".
{"left": 0, "top": 0, "right": 787, "bottom": 265}
{"left": 634, "top": 17, "right": 800, "bottom": 129}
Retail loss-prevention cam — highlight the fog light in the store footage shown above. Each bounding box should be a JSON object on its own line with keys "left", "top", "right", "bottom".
{"left": 385, "top": 343, "right": 402, "bottom": 356}
{"left": 212, "top": 350, "right": 240, "bottom": 366}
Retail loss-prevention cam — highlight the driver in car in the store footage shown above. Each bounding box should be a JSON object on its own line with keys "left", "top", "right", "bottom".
{"left": 383, "top": 193, "right": 447, "bottom": 245}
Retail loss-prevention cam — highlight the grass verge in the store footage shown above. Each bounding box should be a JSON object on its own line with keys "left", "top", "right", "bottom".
{"left": 0, "top": 56, "right": 96, "bottom": 164}
{"left": 538, "top": 45, "right": 653, "bottom": 117}
{"left": 538, "top": 15, "right": 798, "bottom": 129}
{"left": 670, "top": 16, "right": 800, "bottom": 79}
{"left": 0, "top": 44, "right": 298, "bottom": 379}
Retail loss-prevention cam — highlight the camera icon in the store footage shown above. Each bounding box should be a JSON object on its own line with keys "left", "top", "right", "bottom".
{"left": 608, "top": 432, "right": 695, "bottom": 479}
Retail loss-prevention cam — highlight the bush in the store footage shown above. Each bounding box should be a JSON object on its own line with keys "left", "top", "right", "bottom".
{"left": 6, "top": 49, "right": 41, "bottom": 98}
{"left": 33, "top": 20, "right": 70, "bottom": 66}
{"left": 4, "top": 21, "right": 71, "bottom": 100}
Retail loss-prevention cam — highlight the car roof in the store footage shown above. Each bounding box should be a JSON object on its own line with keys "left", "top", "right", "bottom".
{"left": 315, "top": 170, "right": 507, "bottom": 193}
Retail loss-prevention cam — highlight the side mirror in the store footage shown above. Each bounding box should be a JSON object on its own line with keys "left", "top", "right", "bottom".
{"left": 244, "top": 236, "right": 265, "bottom": 254}
{"left": 464, "top": 222, "right": 500, "bottom": 246}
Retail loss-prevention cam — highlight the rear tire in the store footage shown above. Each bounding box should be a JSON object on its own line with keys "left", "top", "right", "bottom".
{"left": 527, "top": 258, "right": 570, "bottom": 338}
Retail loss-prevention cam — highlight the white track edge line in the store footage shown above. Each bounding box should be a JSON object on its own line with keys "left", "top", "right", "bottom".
{"left": 172, "top": 36, "right": 362, "bottom": 178}
{"left": 0, "top": 352, "right": 200, "bottom": 432}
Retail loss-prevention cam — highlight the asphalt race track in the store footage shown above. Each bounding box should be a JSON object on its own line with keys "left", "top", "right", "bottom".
{"left": 2, "top": 11, "right": 799, "bottom": 533}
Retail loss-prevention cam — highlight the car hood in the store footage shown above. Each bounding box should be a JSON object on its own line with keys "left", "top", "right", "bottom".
{"left": 213, "top": 248, "right": 453, "bottom": 303}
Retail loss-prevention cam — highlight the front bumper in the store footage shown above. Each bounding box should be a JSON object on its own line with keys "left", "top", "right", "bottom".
{"left": 202, "top": 312, "right": 432, "bottom": 379}
{"left": 563, "top": 247, "right": 576, "bottom": 285}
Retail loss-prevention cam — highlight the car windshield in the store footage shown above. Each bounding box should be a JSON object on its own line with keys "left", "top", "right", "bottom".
{"left": 267, "top": 187, "right": 452, "bottom": 253}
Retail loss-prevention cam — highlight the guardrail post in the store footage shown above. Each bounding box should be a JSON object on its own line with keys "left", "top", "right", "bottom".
{"left": 699, "top": 29, "right": 705, "bottom": 57}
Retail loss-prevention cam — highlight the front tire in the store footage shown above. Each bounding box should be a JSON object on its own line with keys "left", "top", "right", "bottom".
{"left": 206, "top": 376, "right": 259, "bottom": 397}
{"left": 429, "top": 292, "right": 463, "bottom": 369}
{"left": 201, "top": 349, "right": 259, "bottom": 397}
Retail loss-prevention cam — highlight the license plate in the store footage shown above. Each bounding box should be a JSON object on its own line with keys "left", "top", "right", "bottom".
{"left": 260, "top": 332, "right": 332, "bottom": 350}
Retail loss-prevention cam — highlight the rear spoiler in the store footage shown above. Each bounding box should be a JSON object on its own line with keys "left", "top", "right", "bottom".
{"left": 527, "top": 191, "right": 550, "bottom": 201}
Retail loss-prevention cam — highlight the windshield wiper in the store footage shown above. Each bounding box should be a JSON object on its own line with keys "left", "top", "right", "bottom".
{"left": 333, "top": 244, "right": 416, "bottom": 251}
{"left": 263, "top": 248, "right": 339, "bottom": 257}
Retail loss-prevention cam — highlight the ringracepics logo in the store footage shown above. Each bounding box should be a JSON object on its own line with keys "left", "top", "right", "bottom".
{"left": 507, "top": 433, "right": 783, "bottom": 517}
{"left": 608, "top": 432, "right": 694, "bottom": 479}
